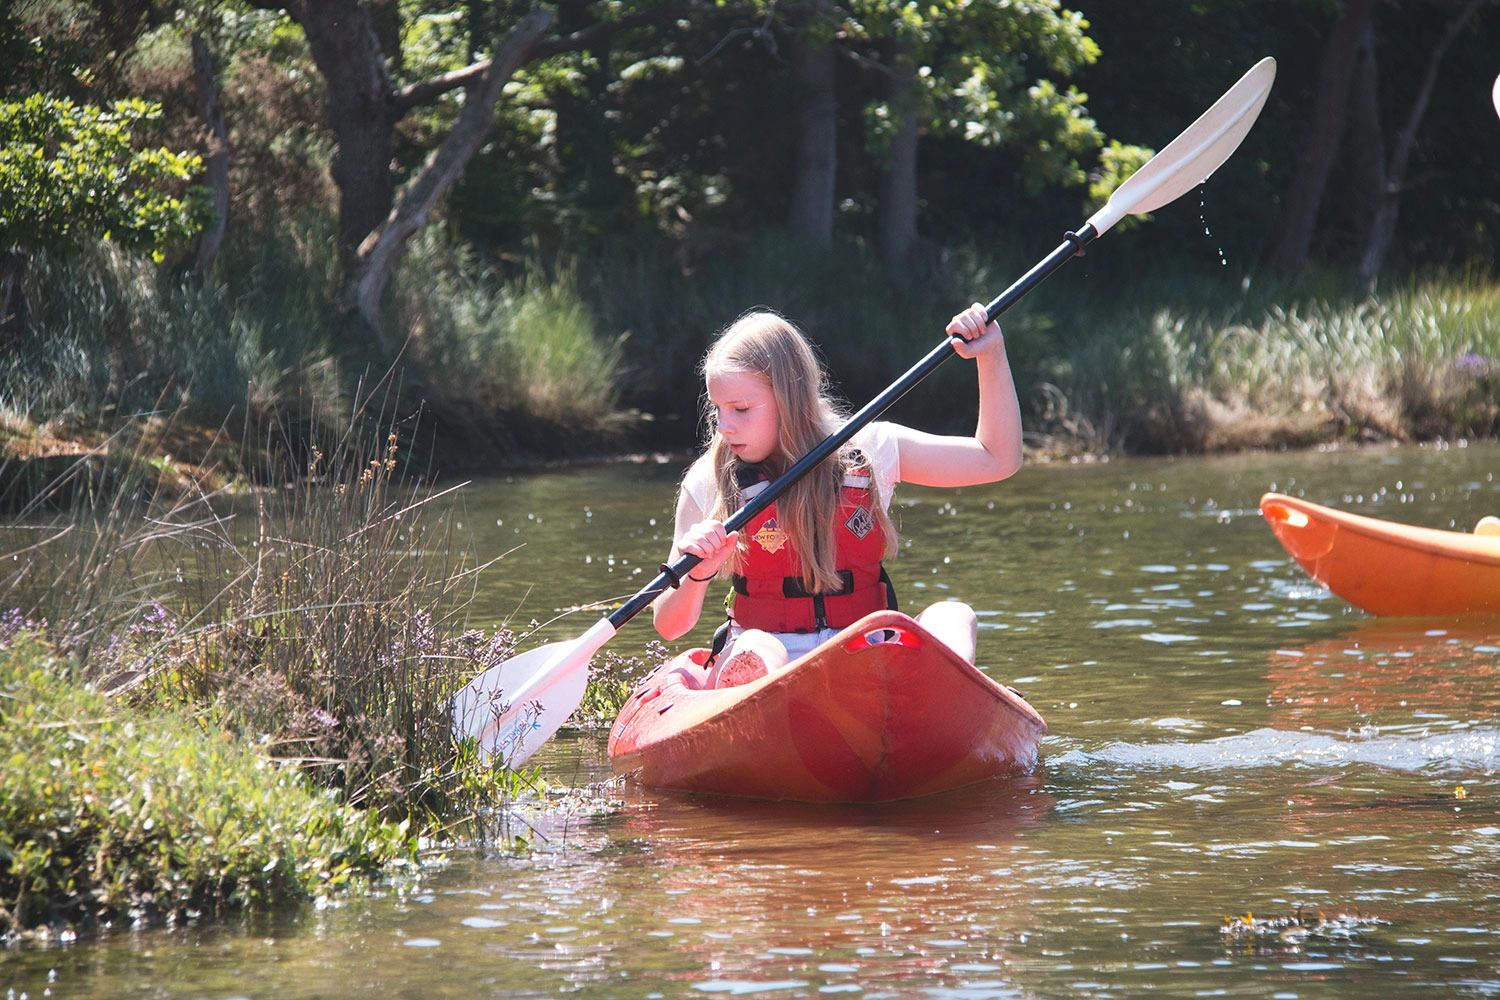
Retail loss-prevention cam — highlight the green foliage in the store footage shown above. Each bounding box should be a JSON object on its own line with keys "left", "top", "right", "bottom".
{"left": 124, "top": 416, "right": 510, "bottom": 823}
{"left": 0, "top": 392, "right": 554, "bottom": 832}
{"left": 1086, "top": 139, "right": 1157, "bottom": 221}
{"left": 571, "top": 229, "right": 1046, "bottom": 438}
{"left": 436, "top": 0, "right": 1114, "bottom": 254}
{"left": 0, "top": 630, "right": 417, "bottom": 935}
{"left": 1031, "top": 274, "right": 1500, "bottom": 453}
{"left": 0, "top": 19, "right": 49, "bottom": 96}
{"left": 0, "top": 4, "right": 91, "bottom": 98}
{"left": 576, "top": 640, "right": 669, "bottom": 725}
{"left": 0, "top": 95, "right": 211, "bottom": 261}
{"left": 853, "top": 0, "right": 1107, "bottom": 191}
{"left": 392, "top": 228, "right": 626, "bottom": 431}
{"left": 1, "top": 227, "right": 340, "bottom": 427}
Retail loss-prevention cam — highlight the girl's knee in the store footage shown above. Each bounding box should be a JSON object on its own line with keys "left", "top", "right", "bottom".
{"left": 918, "top": 601, "right": 976, "bottom": 630}
{"left": 917, "top": 601, "right": 978, "bottom": 663}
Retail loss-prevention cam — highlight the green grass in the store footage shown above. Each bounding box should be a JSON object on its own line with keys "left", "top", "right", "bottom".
{"left": 2, "top": 234, "right": 341, "bottom": 432}
{"left": 0, "top": 390, "right": 649, "bottom": 842}
{"left": 2, "top": 395, "right": 512, "bottom": 820}
{"left": 9, "top": 222, "right": 1500, "bottom": 465}
{"left": 1032, "top": 274, "right": 1500, "bottom": 452}
{"left": 0, "top": 628, "right": 417, "bottom": 936}
{"left": 390, "top": 229, "right": 627, "bottom": 436}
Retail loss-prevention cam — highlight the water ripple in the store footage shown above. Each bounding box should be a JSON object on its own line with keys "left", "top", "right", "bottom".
{"left": 1052, "top": 725, "right": 1500, "bottom": 774}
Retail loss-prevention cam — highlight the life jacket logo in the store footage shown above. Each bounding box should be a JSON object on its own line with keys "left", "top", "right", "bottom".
{"left": 753, "top": 518, "right": 788, "bottom": 553}
{"left": 845, "top": 504, "right": 875, "bottom": 540}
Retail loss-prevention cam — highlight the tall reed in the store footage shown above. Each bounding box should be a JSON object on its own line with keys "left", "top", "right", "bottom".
{"left": 1034, "top": 276, "right": 1500, "bottom": 453}
{"left": 390, "top": 229, "right": 627, "bottom": 437}
{"left": 2, "top": 236, "right": 339, "bottom": 431}
{"left": 0, "top": 392, "right": 537, "bottom": 829}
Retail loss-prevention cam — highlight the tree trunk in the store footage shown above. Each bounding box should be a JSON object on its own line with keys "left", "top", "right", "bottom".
{"left": 787, "top": 3, "right": 836, "bottom": 246}
{"left": 1265, "top": 0, "right": 1374, "bottom": 279}
{"left": 0, "top": 249, "right": 27, "bottom": 339}
{"left": 1346, "top": 23, "right": 1386, "bottom": 287}
{"left": 190, "top": 33, "right": 230, "bottom": 278}
{"left": 240, "top": 0, "right": 672, "bottom": 355}
{"left": 281, "top": 0, "right": 399, "bottom": 261}
{"left": 349, "top": 10, "right": 553, "bottom": 350}
{"left": 1352, "top": 0, "right": 1483, "bottom": 295}
{"left": 877, "top": 54, "right": 918, "bottom": 285}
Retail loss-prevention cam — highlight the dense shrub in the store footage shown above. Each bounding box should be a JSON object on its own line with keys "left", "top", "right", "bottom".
{"left": 0, "top": 627, "right": 417, "bottom": 937}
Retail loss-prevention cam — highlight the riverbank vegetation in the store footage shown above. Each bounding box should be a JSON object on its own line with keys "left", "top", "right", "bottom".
{"left": 8, "top": 1, "right": 1500, "bottom": 474}
{"left": 0, "top": 627, "right": 418, "bottom": 938}
{"left": 8, "top": 229, "right": 1500, "bottom": 482}
{"left": 0, "top": 400, "right": 659, "bottom": 937}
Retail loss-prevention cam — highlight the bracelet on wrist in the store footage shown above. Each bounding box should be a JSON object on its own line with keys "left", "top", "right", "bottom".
{"left": 686, "top": 572, "right": 714, "bottom": 583}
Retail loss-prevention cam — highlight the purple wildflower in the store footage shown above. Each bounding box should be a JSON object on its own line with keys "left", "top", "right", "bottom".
{"left": 1456, "top": 353, "right": 1493, "bottom": 378}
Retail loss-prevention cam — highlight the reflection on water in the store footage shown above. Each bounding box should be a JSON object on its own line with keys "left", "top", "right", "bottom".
{"left": 596, "top": 777, "right": 1053, "bottom": 996}
{"left": 1268, "top": 617, "right": 1500, "bottom": 723}
{"left": 7, "top": 442, "right": 1500, "bottom": 998}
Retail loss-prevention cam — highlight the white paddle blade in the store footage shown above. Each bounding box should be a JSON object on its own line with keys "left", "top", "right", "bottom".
{"left": 451, "top": 617, "right": 616, "bottom": 767}
{"left": 1492, "top": 72, "right": 1500, "bottom": 120}
{"left": 1089, "top": 56, "right": 1277, "bottom": 235}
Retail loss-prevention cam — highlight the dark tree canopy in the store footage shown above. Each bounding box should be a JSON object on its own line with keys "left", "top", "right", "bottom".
{"left": 5, "top": 0, "right": 1500, "bottom": 348}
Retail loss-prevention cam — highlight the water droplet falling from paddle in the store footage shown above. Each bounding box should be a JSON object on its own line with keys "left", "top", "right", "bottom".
{"left": 1200, "top": 185, "right": 1228, "bottom": 267}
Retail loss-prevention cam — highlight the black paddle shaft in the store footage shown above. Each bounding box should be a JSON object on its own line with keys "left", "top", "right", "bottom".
{"left": 605, "top": 222, "right": 1101, "bottom": 631}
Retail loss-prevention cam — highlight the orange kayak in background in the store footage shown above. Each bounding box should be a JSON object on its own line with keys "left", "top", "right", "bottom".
{"left": 607, "top": 610, "right": 1047, "bottom": 803}
{"left": 1260, "top": 492, "right": 1500, "bottom": 616}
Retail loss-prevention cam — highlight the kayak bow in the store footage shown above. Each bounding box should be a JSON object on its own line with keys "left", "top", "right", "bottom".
{"left": 607, "top": 611, "right": 1047, "bottom": 803}
{"left": 1261, "top": 492, "right": 1500, "bottom": 616}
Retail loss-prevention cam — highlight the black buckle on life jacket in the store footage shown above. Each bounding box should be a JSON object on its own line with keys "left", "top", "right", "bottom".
{"left": 729, "top": 570, "right": 856, "bottom": 599}
{"left": 705, "top": 618, "right": 732, "bottom": 669}
{"left": 783, "top": 570, "right": 855, "bottom": 598}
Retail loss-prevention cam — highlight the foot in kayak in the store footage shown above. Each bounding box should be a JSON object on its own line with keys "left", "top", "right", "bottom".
{"left": 707, "top": 628, "right": 791, "bottom": 687}
{"left": 712, "top": 650, "right": 769, "bottom": 687}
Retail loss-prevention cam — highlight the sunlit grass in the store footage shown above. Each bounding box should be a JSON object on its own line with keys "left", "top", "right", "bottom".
{"left": 1034, "top": 275, "right": 1500, "bottom": 453}
{"left": 0, "top": 627, "right": 418, "bottom": 937}
{"left": 392, "top": 230, "right": 627, "bottom": 433}
{"left": 0, "top": 395, "right": 564, "bottom": 839}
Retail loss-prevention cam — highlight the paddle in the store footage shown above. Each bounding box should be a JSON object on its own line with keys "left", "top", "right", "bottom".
{"left": 452, "top": 55, "right": 1279, "bottom": 768}
{"left": 1493, "top": 72, "right": 1500, "bottom": 120}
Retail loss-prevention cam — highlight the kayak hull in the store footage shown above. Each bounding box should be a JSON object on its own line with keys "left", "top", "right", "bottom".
{"left": 607, "top": 611, "right": 1047, "bottom": 803}
{"left": 1260, "top": 492, "right": 1500, "bottom": 616}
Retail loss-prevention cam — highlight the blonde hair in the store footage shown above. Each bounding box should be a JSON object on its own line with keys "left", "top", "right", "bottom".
{"left": 690, "top": 310, "right": 897, "bottom": 594}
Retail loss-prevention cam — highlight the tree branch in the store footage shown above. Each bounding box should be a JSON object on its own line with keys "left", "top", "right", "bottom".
{"left": 348, "top": 9, "right": 555, "bottom": 344}
{"left": 392, "top": 5, "right": 699, "bottom": 114}
{"left": 1384, "top": 0, "right": 1485, "bottom": 185}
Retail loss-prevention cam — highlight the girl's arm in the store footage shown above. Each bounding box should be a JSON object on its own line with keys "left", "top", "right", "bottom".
{"left": 652, "top": 489, "right": 740, "bottom": 641}
{"left": 890, "top": 302, "right": 1024, "bottom": 489}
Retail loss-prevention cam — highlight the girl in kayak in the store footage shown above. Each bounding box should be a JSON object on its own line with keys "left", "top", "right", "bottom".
{"left": 652, "top": 305, "right": 1023, "bottom": 687}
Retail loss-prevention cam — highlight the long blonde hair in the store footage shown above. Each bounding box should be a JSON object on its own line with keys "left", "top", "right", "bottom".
{"left": 692, "top": 310, "right": 897, "bottom": 593}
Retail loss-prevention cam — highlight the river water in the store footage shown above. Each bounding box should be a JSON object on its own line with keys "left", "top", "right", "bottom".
{"left": 6, "top": 441, "right": 1500, "bottom": 998}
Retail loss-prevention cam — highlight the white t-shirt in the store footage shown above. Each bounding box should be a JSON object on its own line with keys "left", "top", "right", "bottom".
{"left": 680, "top": 420, "right": 902, "bottom": 519}
{"left": 679, "top": 421, "right": 903, "bottom": 656}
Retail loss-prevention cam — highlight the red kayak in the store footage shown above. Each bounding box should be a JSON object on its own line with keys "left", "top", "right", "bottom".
{"left": 1261, "top": 492, "right": 1500, "bottom": 616}
{"left": 607, "top": 610, "right": 1047, "bottom": 803}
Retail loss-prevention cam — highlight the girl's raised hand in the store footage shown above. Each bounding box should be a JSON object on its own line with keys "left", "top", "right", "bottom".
{"left": 945, "top": 302, "right": 1004, "bottom": 360}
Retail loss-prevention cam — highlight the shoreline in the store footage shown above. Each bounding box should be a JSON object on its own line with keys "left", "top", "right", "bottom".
{"left": 3, "top": 413, "right": 1479, "bottom": 509}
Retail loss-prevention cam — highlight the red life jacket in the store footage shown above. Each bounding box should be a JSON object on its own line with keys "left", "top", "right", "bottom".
{"left": 729, "top": 457, "right": 896, "bottom": 633}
